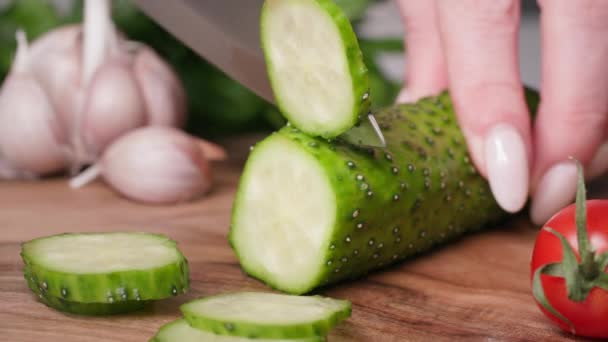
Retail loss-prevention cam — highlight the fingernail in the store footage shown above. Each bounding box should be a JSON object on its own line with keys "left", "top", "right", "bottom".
{"left": 396, "top": 89, "right": 411, "bottom": 104}
{"left": 484, "top": 124, "right": 529, "bottom": 213}
{"left": 530, "top": 161, "right": 578, "bottom": 225}
{"left": 587, "top": 142, "right": 608, "bottom": 179}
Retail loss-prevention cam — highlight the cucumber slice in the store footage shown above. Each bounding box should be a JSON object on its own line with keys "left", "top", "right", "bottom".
{"left": 261, "top": 0, "right": 370, "bottom": 138}
{"left": 24, "top": 266, "right": 147, "bottom": 315}
{"left": 151, "top": 319, "right": 325, "bottom": 342}
{"left": 231, "top": 93, "right": 510, "bottom": 294}
{"left": 21, "top": 232, "right": 189, "bottom": 303}
{"left": 181, "top": 292, "right": 350, "bottom": 339}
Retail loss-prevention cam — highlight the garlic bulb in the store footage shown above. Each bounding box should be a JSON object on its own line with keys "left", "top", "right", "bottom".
{"left": 0, "top": 0, "right": 187, "bottom": 177}
{"left": 0, "top": 31, "right": 68, "bottom": 177}
{"left": 70, "top": 127, "right": 226, "bottom": 204}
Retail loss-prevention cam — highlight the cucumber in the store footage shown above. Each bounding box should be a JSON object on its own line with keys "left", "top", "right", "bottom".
{"left": 181, "top": 292, "right": 350, "bottom": 339}
{"left": 261, "top": 0, "right": 370, "bottom": 139}
{"left": 230, "top": 92, "right": 509, "bottom": 294}
{"left": 21, "top": 232, "right": 189, "bottom": 303}
{"left": 151, "top": 319, "right": 325, "bottom": 342}
{"left": 24, "top": 266, "right": 147, "bottom": 315}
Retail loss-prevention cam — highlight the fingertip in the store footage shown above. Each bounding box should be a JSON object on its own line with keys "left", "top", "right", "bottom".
{"left": 587, "top": 142, "right": 608, "bottom": 179}
{"left": 530, "top": 161, "right": 578, "bottom": 225}
{"left": 395, "top": 88, "right": 412, "bottom": 104}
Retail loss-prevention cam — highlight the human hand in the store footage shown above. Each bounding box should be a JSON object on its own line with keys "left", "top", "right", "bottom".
{"left": 396, "top": 0, "right": 608, "bottom": 224}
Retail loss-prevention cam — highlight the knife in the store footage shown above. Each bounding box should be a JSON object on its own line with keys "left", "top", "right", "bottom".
{"left": 132, "top": 0, "right": 386, "bottom": 148}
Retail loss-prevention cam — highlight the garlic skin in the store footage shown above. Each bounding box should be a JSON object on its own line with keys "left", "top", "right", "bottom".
{"left": 133, "top": 47, "right": 186, "bottom": 128}
{"left": 0, "top": 31, "right": 68, "bottom": 177}
{"left": 80, "top": 59, "right": 147, "bottom": 159}
{"left": 71, "top": 127, "right": 216, "bottom": 204}
{"left": 26, "top": 26, "right": 83, "bottom": 142}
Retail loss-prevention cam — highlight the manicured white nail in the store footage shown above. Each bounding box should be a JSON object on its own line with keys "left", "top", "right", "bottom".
{"left": 396, "top": 89, "right": 411, "bottom": 104}
{"left": 530, "top": 161, "right": 578, "bottom": 225}
{"left": 587, "top": 142, "right": 608, "bottom": 179}
{"left": 484, "top": 124, "right": 529, "bottom": 213}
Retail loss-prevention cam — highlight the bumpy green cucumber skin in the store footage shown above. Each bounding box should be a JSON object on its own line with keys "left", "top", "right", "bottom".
{"left": 24, "top": 267, "right": 147, "bottom": 315}
{"left": 231, "top": 91, "right": 510, "bottom": 294}
{"left": 261, "top": 0, "right": 370, "bottom": 138}
{"left": 150, "top": 319, "right": 325, "bottom": 342}
{"left": 180, "top": 293, "right": 351, "bottom": 339}
{"left": 21, "top": 233, "right": 190, "bottom": 303}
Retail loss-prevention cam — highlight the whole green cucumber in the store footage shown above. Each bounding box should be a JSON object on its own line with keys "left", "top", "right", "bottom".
{"left": 230, "top": 91, "right": 534, "bottom": 294}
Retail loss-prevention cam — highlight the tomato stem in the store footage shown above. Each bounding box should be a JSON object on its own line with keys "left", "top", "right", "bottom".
{"left": 573, "top": 160, "right": 598, "bottom": 280}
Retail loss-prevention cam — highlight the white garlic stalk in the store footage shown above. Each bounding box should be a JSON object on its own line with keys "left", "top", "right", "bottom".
{"left": 0, "top": 31, "right": 69, "bottom": 178}
{"left": 69, "top": 127, "right": 226, "bottom": 204}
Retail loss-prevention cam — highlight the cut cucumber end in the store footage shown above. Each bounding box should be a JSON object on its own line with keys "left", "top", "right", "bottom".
{"left": 152, "top": 319, "right": 324, "bottom": 342}
{"left": 231, "top": 134, "right": 336, "bottom": 294}
{"left": 181, "top": 292, "right": 351, "bottom": 338}
{"left": 261, "top": 0, "right": 369, "bottom": 138}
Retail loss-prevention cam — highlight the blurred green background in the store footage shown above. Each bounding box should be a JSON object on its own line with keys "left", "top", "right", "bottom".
{"left": 0, "top": 0, "right": 403, "bottom": 139}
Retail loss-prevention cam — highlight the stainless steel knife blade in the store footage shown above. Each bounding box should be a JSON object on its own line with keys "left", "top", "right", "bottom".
{"left": 340, "top": 113, "right": 386, "bottom": 148}
{"left": 133, "top": 0, "right": 386, "bottom": 148}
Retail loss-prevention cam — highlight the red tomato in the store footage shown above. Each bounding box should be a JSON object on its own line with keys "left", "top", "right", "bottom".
{"left": 531, "top": 200, "right": 608, "bottom": 338}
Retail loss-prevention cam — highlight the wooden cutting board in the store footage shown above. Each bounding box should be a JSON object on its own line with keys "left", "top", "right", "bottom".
{"left": 1, "top": 142, "right": 603, "bottom": 342}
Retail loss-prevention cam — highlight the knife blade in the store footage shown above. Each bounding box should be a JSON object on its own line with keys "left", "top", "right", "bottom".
{"left": 132, "top": 0, "right": 386, "bottom": 148}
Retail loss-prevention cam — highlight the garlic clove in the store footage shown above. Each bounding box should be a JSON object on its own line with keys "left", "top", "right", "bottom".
{"left": 81, "top": 126, "right": 214, "bottom": 204}
{"left": 79, "top": 60, "right": 147, "bottom": 160}
{"left": 0, "top": 156, "right": 38, "bottom": 180}
{"left": 27, "top": 26, "right": 83, "bottom": 143}
{"left": 27, "top": 25, "right": 82, "bottom": 60}
{"left": 133, "top": 47, "right": 187, "bottom": 128}
{"left": 0, "top": 73, "right": 68, "bottom": 175}
{"left": 0, "top": 31, "right": 68, "bottom": 176}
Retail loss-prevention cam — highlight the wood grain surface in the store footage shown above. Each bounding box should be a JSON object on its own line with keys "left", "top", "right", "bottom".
{"left": 1, "top": 141, "right": 604, "bottom": 342}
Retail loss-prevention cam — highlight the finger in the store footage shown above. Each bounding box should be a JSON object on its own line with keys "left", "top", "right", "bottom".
{"left": 436, "top": 0, "right": 530, "bottom": 213}
{"left": 396, "top": 0, "right": 448, "bottom": 103}
{"left": 585, "top": 121, "right": 608, "bottom": 179}
{"left": 530, "top": 0, "right": 608, "bottom": 225}
{"left": 587, "top": 141, "right": 608, "bottom": 179}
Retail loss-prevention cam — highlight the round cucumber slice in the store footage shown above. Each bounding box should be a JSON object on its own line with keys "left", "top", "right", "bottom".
{"left": 24, "top": 267, "right": 147, "bottom": 315}
{"left": 180, "top": 292, "right": 351, "bottom": 339}
{"left": 21, "top": 232, "right": 189, "bottom": 303}
{"left": 261, "top": 0, "right": 370, "bottom": 138}
{"left": 151, "top": 319, "right": 325, "bottom": 342}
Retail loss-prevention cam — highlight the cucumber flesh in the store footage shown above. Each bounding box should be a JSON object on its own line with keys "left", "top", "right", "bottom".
{"left": 181, "top": 292, "right": 350, "bottom": 339}
{"left": 21, "top": 232, "right": 189, "bottom": 303}
{"left": 231, "top": 93, "right": 508, "bottom": 294}
{"left": 24, "top": 267, "right": 147, "bottom": 315}
{"left": 151, "top": 319, "right": 324, "bottom": 342}
{"left": 261, "top": 0, "right": 370, "bottom": 138}
{"left": 231, "top": 135, "right": 336, "bottom": 293}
